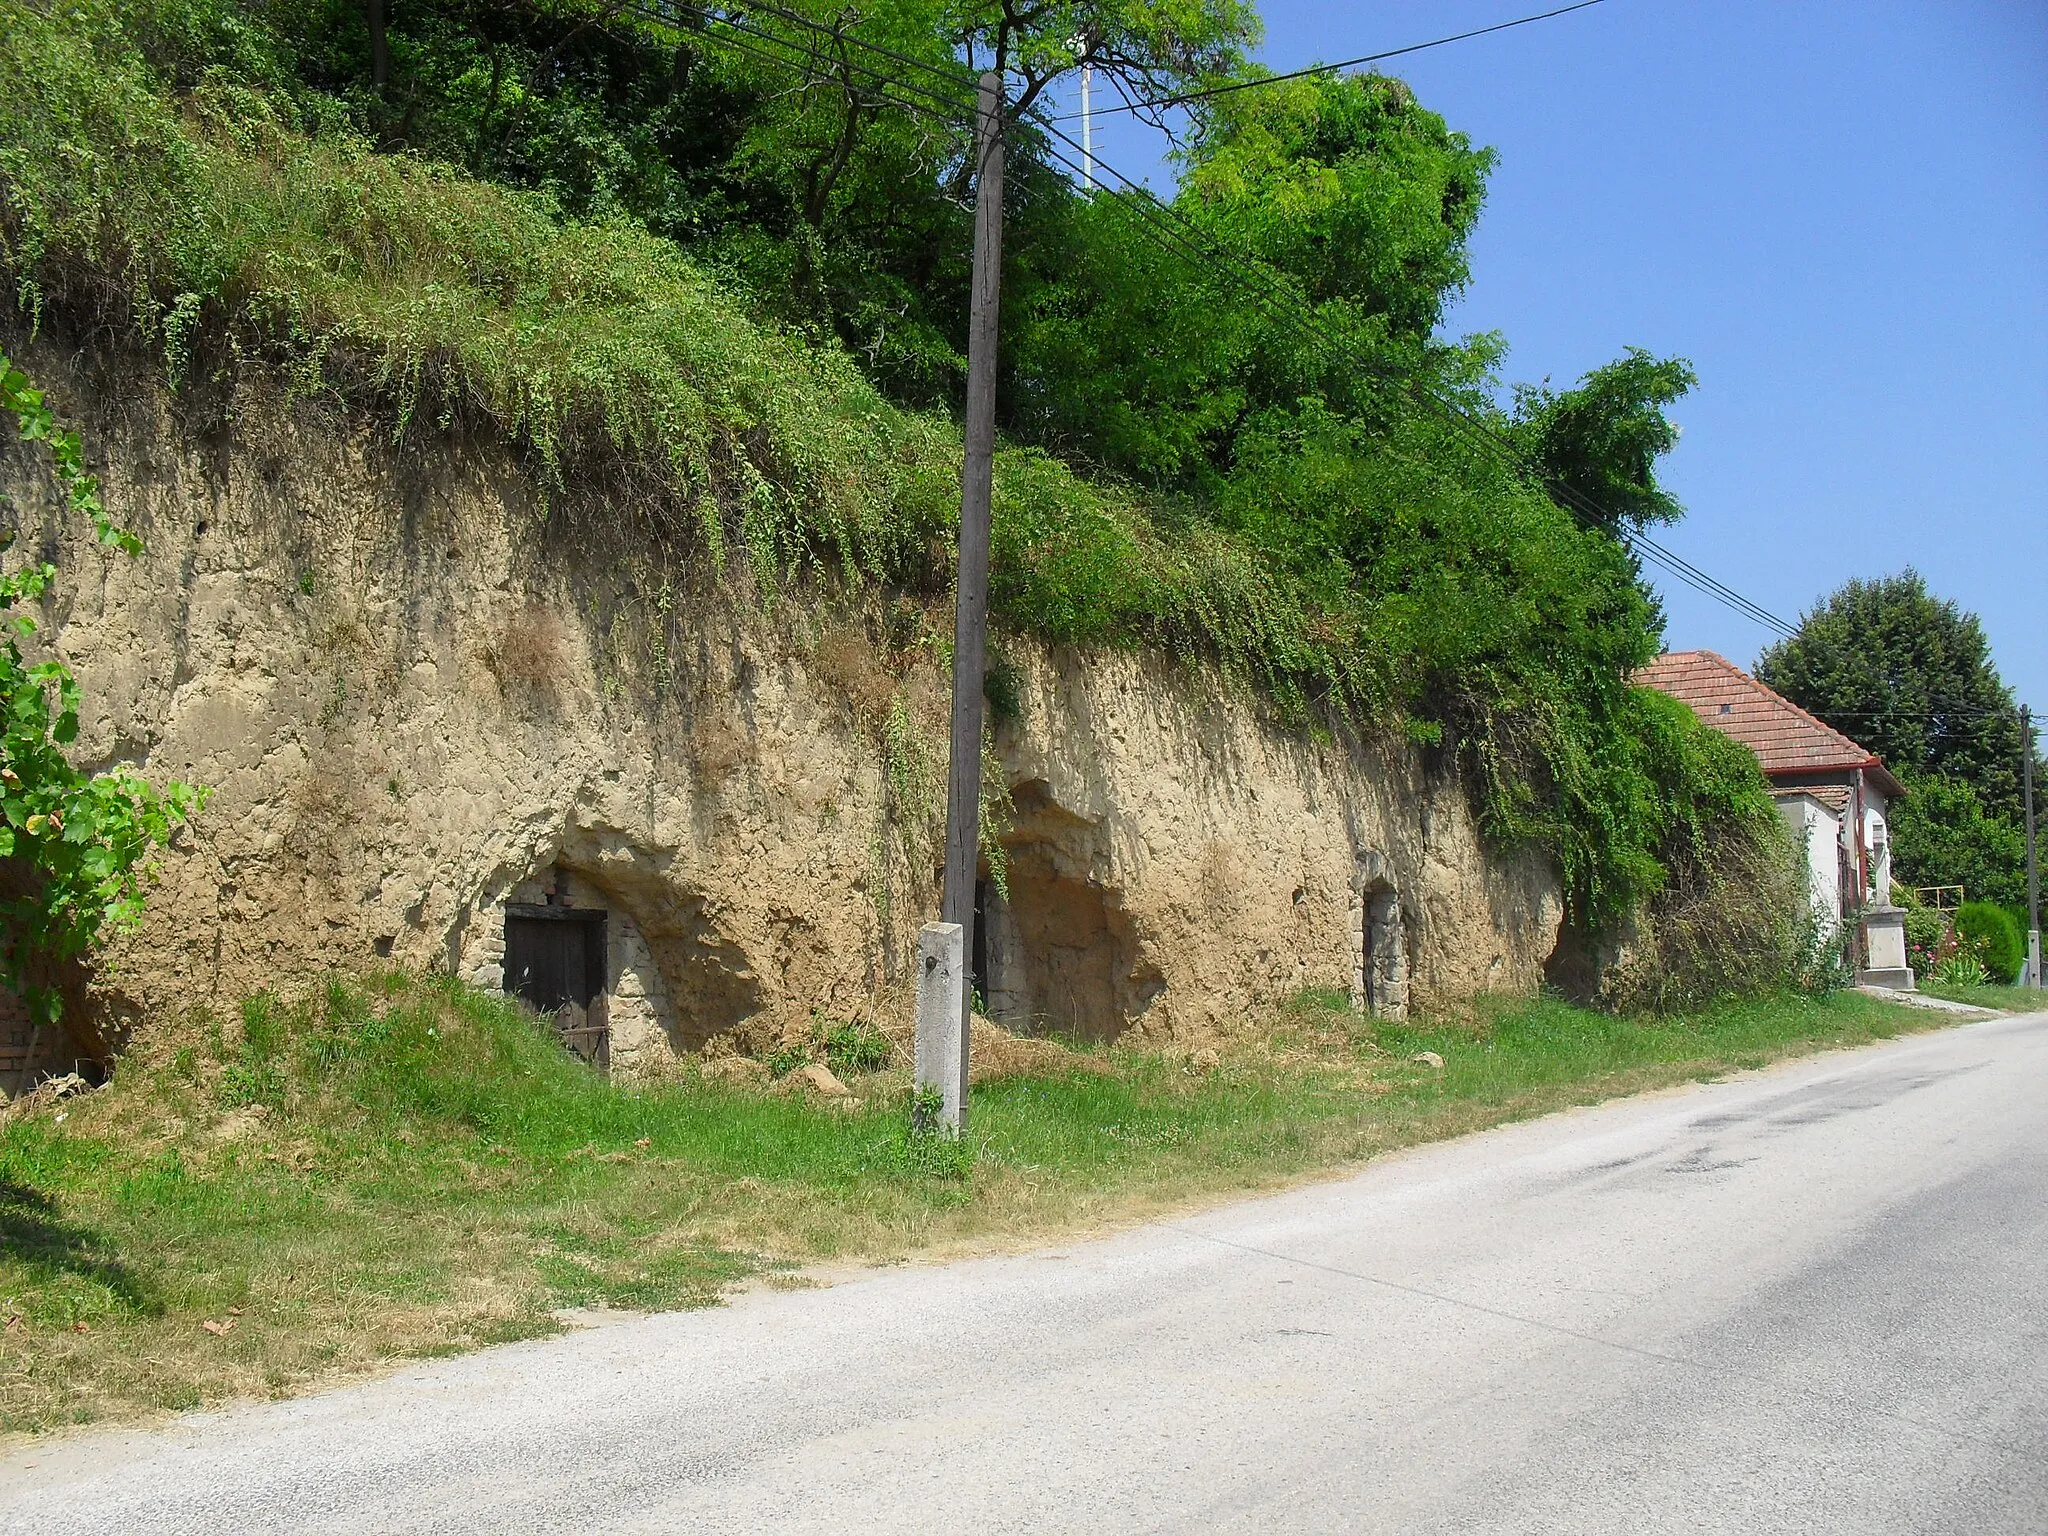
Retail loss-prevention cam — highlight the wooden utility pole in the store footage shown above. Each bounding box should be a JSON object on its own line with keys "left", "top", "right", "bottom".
{"left": 368, "top": 0, "right": 390, "bottom": 91}
{"left": 925, "top": 71, "right": 1006, "bottom": 1129}
{"left": 2025, "top": 704, "right": 2041, "bottom": 988}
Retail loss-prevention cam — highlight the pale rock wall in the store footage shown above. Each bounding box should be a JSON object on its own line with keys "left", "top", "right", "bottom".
{"left": 0, "top": 345, "right": 1564, "bottom": 1069}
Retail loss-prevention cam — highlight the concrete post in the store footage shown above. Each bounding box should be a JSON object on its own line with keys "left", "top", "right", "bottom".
{"left": 915, "top": 921, "right": 966, "bottom": 1134}
{"left": 2023, "top": 704, "right": 2039, "bottom": 989}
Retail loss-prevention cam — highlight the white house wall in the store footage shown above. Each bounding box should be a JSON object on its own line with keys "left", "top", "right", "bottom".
{"left": 1777, "top": 795, "right": 1844, "bottom": 929}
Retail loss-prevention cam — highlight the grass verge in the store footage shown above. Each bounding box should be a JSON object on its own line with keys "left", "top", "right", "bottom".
{"left": 1915, "top": 979, "right": 2039, "bottom": 1012}
{"left": 1, "top": 974, "right": 1946, "bottom": 1438}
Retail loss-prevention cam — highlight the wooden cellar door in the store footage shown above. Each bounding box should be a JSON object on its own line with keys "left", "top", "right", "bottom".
{"left": 504, "top": 904, "right": 609, "bottom": 1069}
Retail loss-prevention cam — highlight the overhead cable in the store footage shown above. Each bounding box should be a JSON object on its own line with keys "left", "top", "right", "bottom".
{"left": 1045, "top": 0, "right": 1608, "bottom": 122}
{"left": 613, "top": 0, "right": 1806, "bottom": 641}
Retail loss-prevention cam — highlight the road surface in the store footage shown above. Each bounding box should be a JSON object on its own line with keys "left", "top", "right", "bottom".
{"left": 6, "top": 1009, "right": 2046, "bottom": 1533}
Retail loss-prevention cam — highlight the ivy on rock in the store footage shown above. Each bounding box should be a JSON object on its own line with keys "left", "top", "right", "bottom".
{"left": 0, "top": 350, "right": 207, "bottom": 1031}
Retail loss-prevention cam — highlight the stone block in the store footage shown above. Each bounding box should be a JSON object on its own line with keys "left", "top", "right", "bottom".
{"left": 1857, "top": 906, "right": 1913, "bottom": 991}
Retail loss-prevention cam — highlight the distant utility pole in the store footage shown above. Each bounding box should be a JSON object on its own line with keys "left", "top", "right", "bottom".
{"left": 918, "top": 71, "right": 1007, "bottom": 1133}
{"left": 2025, "top": 704, "right": 2041, "bottom": 988}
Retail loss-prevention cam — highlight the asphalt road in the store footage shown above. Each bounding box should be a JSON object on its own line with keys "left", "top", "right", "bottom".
{"left": 7, "top": 1009, "right": 2046, "bottom": 1534}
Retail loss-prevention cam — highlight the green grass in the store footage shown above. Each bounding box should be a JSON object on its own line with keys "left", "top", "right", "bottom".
{"left": 0, "top": 973, "right": 1946, "bottom": 1438}
{"left": 1916, "top": 979, "right": 2040, "bottom": 1012}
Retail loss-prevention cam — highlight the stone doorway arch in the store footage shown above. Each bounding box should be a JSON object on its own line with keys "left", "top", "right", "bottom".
{"left": 1350, "top": 850, "right": 1409, "bottom": 1021}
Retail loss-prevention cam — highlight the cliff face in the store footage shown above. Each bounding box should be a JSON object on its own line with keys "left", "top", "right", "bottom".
{"left": 1, "top": 343, "right": 1563, "bottom": 1071}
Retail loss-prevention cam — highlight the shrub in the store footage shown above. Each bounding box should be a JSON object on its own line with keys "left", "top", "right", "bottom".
{"left": 1928, "top": 951, "right": 1989, "bottom": 988}
{"left": 1895, "top": 886, "right": 1947, "bottom": 973}
{"left": 822, "top": 1019, "right": 893, "bottom": 1076}
{"left": 1954, "top": 902, "right": 2022, "bottom": 985}
{"left": 1598, "top": 811, "right": 1813, "bottom": 1013}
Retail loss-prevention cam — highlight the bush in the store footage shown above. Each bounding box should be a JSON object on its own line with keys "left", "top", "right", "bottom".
{"left": 823, "top": 1020, "right": 893, "bottom": 1076}
{"left": 1954, "top": 902, "right": 2022, "bottom": 985}
{"left": 1597, "top": 811, "right": 1814, "bottom": 1013}
{"left": 1928, "top": 951, "right": 1989, "bottom": 988}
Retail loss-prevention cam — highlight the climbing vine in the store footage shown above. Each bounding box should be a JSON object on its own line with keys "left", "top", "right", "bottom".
{"left": 0, "top": 350, "right": 207, "bottom": 1031}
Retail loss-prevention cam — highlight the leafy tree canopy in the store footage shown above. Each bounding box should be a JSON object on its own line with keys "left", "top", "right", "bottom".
{"left": 1512, "top": 348, "right": 1697, "bottom": 535}
{"left": 1755, "top": 571, "right": 2037, "bottom": 910}
{"left": 1755, "top": 571, "right": 2028, "bottom": 820}
{"left": 1885, "top": 777, "right": 2027, "bottom": 911}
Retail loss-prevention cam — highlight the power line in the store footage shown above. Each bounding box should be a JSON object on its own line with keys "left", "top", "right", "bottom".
{"left": 612, "top": 0, "right": 1807, "bottom": 643}
{"left": 1021, "top": 111, "right": 1805, "bottom": 638}
{"left": 638, "top": 0, "right": 978, "bottom": 104}
{"left": 616, "top": 0, "right": 974, "bottom": 122}
{"left": 1046, "top": 0, "right": 1607, "bottom": 122}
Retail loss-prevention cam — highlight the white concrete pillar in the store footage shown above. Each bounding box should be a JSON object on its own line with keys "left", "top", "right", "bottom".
{"left": 915, "top": 921, "right": 966, "bottom": 1134}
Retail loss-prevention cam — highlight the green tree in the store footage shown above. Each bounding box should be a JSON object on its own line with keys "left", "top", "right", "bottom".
{"left": 1755, "top": 571, "right": 2035, "bottom": 905}
{"left": 1886, "top": 775, "right": 2027, "bottom": 909}
{"left": 1005, "top": 72, "right": 1494, "bottom": 485}
{"left": 1512, "top": 348, "right": 1698, "bottom": 535}
{"left": 1756, "top": 572, "right": 2027, "bottom": 816}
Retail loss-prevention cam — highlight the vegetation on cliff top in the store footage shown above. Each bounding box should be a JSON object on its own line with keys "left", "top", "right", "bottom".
{"left": 0, "top": 0, "right": 1777, "bottom": 936}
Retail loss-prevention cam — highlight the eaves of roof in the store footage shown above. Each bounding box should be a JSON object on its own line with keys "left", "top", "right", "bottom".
{"left": 1635, "top": 649, "right": 1905, "bottom": 801}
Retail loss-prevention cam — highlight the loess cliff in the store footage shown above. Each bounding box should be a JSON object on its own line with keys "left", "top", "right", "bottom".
{"left": 0, "top": 340, "right": 1564, "bottom": 1074}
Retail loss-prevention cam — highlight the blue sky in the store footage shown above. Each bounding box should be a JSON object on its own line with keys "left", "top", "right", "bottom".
{"left": 1061, "top": 0, "right": 2048, "bottom": 713}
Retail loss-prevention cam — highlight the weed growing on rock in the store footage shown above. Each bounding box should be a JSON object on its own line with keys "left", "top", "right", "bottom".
{"left": 0, "top": 350, "right": 206, "bottom": 1037}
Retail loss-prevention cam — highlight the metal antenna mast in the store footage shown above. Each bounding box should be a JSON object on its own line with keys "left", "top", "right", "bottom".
{"left": 1081, "top": 60, "right": 1094, "bottom": 189}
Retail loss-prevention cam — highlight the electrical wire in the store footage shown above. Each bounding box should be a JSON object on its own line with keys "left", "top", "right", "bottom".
{"left": 1023, "top": 113, "right": 1807, "bottom": 637}
{"left": 610, "top": 0, "right": 1811, "bottom": 642}
{"left": 1045, "top": 0, "right": 1608, "bottom": 121}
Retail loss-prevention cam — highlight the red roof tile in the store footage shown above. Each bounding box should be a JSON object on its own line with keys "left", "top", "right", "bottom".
{"left": 1636, "top": 650, "right": 1902, "bottom": 798}
{"left": 1772, "top": 784, "right": 1852, "bottom": 816}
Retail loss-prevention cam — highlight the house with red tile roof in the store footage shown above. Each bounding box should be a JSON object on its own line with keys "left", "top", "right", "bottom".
{"left": 1636, "top": 650, "right": 1914, "bottom": 988}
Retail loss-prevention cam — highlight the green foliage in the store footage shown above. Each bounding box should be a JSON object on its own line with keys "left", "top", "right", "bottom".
{"left": 1007, "top": 72, "right": 1494, "bottom": 487}
{"left": 1558, "top": 689, "right": 1816, "bottom": 1009}
{"left": 822, "top": 1018, "right": 893, "bottom": 1076}
{"left": 1954, "top": 900, "right": 2022, "bottom": 985}
{"left": 1895, "top": 885, "right": 1946, "bottom": 972}
{"left": 1889, "top": 775, "right": 2028, "bottom": 909}
{"left": 902, "top": 1080, "right": 969, "bottom": 1172}
{"left": 1512, "top": 349, "right": 1698, "bottom": 534}
{"left": 0, "top": 349, "right": 206, "bottom": 1028}
{"left": 1182, "top": 72, "right": 1490, "bottom": 339}
{"left": 1755, "top": 572, "right": 2034, "bottom": 912}
{"left": 1757, "top": 571, "right": 2029, "bottom": 817}
{"left": 1927, "top": 949, "right": 1988, "bottom": 989}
